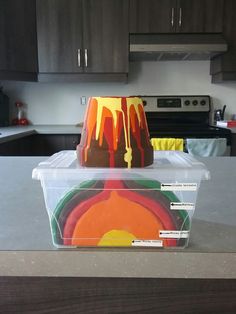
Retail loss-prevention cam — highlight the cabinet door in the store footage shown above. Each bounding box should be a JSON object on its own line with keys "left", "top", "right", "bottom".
{"left": 210, "top": 0, "right": 236, "bottom": 82}
{"left": 32, "top": 135, "right": 80, "bottom": 156}
{"left": 231, "top": 134, "right": 236, "bottom": 156}
{"left": 129, "top": 0, "right": 177, "bottom": 33}
{"left": 0, "top": 0, "right": 37, "bottom": 72}
{"left": 177, "top": 0, "right": 224, "bottom": 33}
{"left": 36, "top": 0, "right": 83, "bottom": 73}
{"left": 0, "top": 136, "right": 34, "bottom": 156}
{"left": 82, "top": 0, "right": 129, "bottom": 73}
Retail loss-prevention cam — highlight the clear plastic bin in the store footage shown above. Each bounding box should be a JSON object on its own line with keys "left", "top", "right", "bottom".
{"left": 32, "top": 150, "right": 210, "bottom": 249}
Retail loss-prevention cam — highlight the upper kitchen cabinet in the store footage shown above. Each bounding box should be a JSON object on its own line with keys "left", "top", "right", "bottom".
{"left": 36, "top": 0, "right": 83, "bottom": 73}
{"left": 82, "top": 0, "right": 128, "bottom": 73}
{"left": 210, "top": 0, "right": 236, "bottom": 82}
{"left": 129, "top": 0, "right": 176, "bottom": 33}
{"left": 130, "top": 0, "right": 224, "bottom": 34}
{"left": 176, "top": 0, "right": 224, "bottom": 33}
{"left": 0, "top": 0, "right": 38, "bottom": 81}
{"left": 36, "top": 0, "right": 129, "bottom": 82}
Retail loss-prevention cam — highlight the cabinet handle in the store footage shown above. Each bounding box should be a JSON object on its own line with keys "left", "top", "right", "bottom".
{"left": 179, "top": 8, "right": 182, "bottom": 27}
{"left": 77, "top": 49, "right": 81, "bottom": 67}
{"left": 171, "top": 7, "right": 174, "bottom": 27}
{"left": 84, "top": 49, "right": 88, "bottom": 67}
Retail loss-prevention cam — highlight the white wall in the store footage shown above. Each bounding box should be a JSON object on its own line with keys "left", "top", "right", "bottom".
{"left": 2, "top": 61, "right": 236, "bottom": 124}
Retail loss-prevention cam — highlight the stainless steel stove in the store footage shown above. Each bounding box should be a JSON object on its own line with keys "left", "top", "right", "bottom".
{"left": 141, "top": 95, "right": 232, "bottom": 155}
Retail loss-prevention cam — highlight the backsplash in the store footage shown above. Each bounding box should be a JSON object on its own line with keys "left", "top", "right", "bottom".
{"left": 1, "top": 61, "right": 236, "bottom": 125}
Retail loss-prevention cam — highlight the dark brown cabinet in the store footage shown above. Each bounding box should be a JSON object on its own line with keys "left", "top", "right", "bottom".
{"left": 231, "top": 133, "right": 236, "bottom": 156}
{"left": 177, "top": 0, "right": 224, "bottom": 33}
{"left": 0, "top": 134, "right": 80, "bottom": 156}
{"left": 130, "top": 0, "right": 176, "bottom": 33}
{"left": 33, "top": 134, "right": 80, "bottom": 156}
{"left": 0, "top": 0, "right": 128, "bottom": 82}
{"left": 83, "top": 0, "right": 128, "bottom": 73}
{"left": 210, "top": 0, "right": 236, "bottom": 82}
{"left": 0, "top": 136, "right": 35, "bottom": 156}
{"left": 37, "top": 0, "right": 128, "bottom": 81}
{"left": 36, "top": 0, "right": 83, "bottom": 74}
{"left": 130, "top": 0, "right": 224, "bottom": 34}
{"left": 0, "top": 0, "right": 38, "bottom": 81}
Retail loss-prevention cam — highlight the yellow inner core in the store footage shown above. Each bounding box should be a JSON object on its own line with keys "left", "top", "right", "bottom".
{"left": 98, "top": 230, "right": 136, "bottom": 246}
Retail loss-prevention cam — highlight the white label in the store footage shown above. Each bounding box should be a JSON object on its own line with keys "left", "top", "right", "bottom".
{"left": 170, "top": 202, "right": 195, "bottom": 210}
{"left": 132, "top": 240, "right": 163, "bottom": 247}
{"left": 161, "top": 183, "right": 197, "bottom": 191}
{"left": 159, "top": 230, "right": 189, "bottom": 239}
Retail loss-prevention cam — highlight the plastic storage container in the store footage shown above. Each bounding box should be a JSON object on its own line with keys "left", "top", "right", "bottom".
{"left": 32, "top": 150, "right": 210, "bottom": 249}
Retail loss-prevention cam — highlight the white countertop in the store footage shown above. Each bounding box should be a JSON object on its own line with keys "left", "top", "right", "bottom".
{"left": 0, "top": 125, "right": 83, "bottom": 144}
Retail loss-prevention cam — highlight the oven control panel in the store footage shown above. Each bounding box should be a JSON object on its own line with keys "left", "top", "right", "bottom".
{"left": 141, "top": 96, "right": 211, "bottom": 112}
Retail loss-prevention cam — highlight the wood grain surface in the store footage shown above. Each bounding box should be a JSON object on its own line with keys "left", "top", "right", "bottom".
{"left": 129, "top": 0, "right": 223, "bottom": 34}
{"left": 0, "top": 0, "right": 38, "bottom": 73}
{"left": 1, "top": 277, "right": 236, "bottom": 313}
